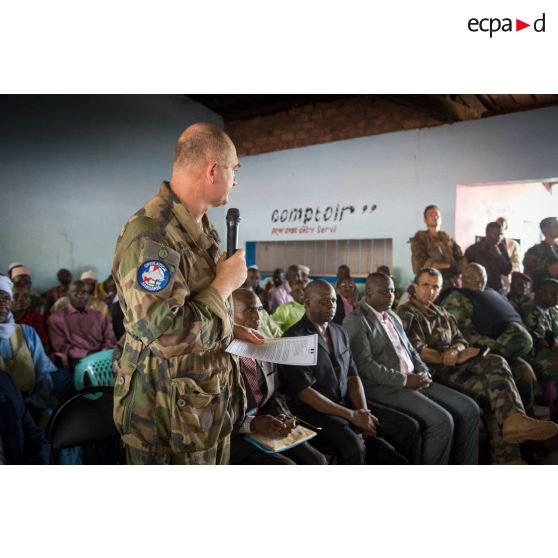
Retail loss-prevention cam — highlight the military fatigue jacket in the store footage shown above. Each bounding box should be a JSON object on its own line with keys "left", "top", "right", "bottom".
{"left": 523, "top": 241, "right": 558, "bottom": 288}
{"left": 409, "top": 230, "right": 465, "bottom": 289}
{"left": 441, "top": 290, "right": 495, "bottom": 348}
{"left": 523, "top": 304, "right": 558, "bottom": 345}
{"left": 112, "top": 181, "right": 246, "bottom": 456}
{"left": 396, "top": 297, "right": 468, "bottom": 356}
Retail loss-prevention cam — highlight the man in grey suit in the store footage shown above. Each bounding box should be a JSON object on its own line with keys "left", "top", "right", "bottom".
{"left": 343, "top": 272, "right": 480, "bottom": 464}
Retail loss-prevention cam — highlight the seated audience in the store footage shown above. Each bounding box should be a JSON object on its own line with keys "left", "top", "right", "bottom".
{"left": 257, "top": 302, "right": 283, "bottom": 339}
{"left": 0, "top": 276, "right": 73, "bottom": 419}
{"left": 269, "top": 264, "right": 301, "bottom": 313}
{"left": 496, "top": 217, "right": 522, "bottom": 293}
{"left": 523, "top": 278, "right": 558, "bottom": 420}
{"left": 333, "top": 276, "right": 359, "bottom": 325}
{"left": 523, "top": 216, "right": 558, "bottom": 290}
{"left": 43, "top": 268, "right": 72, "bottom": 316}
{"left": 272, "top": 279, "right": 306, "bottom": 332}
{"left": 336, "top": 264, "right": 352, "bottom": 284}
{"left": 0, "top": 370, "right": 50, "bottom": 464}
{"left": 260, "top": 267, "right": 283, "bottom": 312}
{"left": 298, "top": 265, "right": 311, "bottom": 286}
{"left": 48, "top": 280, "right": 117, "bottom": 370}
{"left": 410, "top": 205, "right": 465, "bottom": 292}
{"left": 397, "top": 268, "right": 558, "bottom": 464}
{"left": 279, "top": 280, "right": 417, "bottom": 465}
{"left": 97, "top": 275, "right": 117, "bottom": 310}
{"left": 507, "top": 272, "right": 535, "bottom": 315}
{"left": 464, "top": 222, "right": 512, "bottom": 293}
{"left": 51, "top": 270, "right": 111, "bottom": 319}
{"left": 441, "top": 263, "right": 537, "bottom": 413}
{"left": 230, "top": 289, "right": 327, "bottom": 465}
{"left": 9, "top": 264, "right": 44, "bottom": 312}
{"left": 344, "top": 272, "right": 480, "bottom": 465}
{"left": 12, "top": 284, "right": 51, "bottom": 353}
{"left": 242, "top": 265, "right": 264, "bottom": 297}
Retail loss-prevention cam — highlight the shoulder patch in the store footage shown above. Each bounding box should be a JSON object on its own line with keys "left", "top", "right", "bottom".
{"left": 137, "top": 260, "right": 171, "bottom": 292}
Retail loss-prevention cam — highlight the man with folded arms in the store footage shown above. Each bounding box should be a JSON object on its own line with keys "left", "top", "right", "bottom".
{"left": 229, "top": 289, "right": 326, "bottom": 465}
{"left": 397, "top": 268, "right": 558, "bottom": 464}
{"left": 279, "top": 280, "right": 419, "bottom": 465}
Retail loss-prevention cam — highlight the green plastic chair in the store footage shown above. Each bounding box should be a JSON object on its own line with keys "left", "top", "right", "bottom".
{"left": 74, "top": 349, "right": 115, "bottom": 391}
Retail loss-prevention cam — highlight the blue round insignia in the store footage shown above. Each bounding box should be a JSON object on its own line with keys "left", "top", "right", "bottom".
{"left": 137, "top": 260, "right": 170, "bottom": 292}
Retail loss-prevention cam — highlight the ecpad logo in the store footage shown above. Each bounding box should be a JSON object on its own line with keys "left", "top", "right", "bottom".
{"left": 468, "top": 13, "right": 546, "bottom": 37}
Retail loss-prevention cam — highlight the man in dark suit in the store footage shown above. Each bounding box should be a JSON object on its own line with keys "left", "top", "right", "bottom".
{"left": 229, "top": 289, "right": 327, "bottom": 464}
{"left": 343, "top": 272, "right": 481, "bottom": 465}
{"left": 278, "top": 280, "right": 419, "bottom": 465}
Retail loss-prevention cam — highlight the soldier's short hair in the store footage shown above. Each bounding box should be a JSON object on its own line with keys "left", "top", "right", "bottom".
{"left": 423, "top": 204, "right": 440, "bottom": 218}
{"left": 414, "top": 267, "right": 442, "bottom": 284}
{"left": 173, "top": 123, "right": 233, "bottom": 168}
{"left": 539, "top": 216, "right": 558, "bottom": 233}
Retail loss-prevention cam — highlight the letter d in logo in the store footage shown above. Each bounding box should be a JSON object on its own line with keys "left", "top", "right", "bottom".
{"left": 534, "top": 13, "right": 546, "bottom": 32}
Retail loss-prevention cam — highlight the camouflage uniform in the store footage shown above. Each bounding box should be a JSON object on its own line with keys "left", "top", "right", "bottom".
{"left": 523, "top": 241, "right": 558, "bottom": 289}
{"left": 112, "top": 182, "right": 246, "bottom": 465}
{"left": 523, "top": 304, "right": 558, "bottom": 383}
{"left": 409, "top": 230, "right": 466, "bottom": 291}
{"left": 397, "top": 298, "right": 525, "bottom": 464}
{"left": 506, "top": 292, "right": 535, "bottom": 317}
{"left": 441, "top": 290, "right": 536, "bottom": 410}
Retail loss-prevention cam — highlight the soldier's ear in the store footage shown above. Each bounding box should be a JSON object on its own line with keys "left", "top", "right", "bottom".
{"left": 206, "top": 161, "right": 218, "bottom": 184}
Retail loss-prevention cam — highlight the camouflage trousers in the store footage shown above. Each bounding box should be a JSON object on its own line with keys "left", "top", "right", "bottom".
{"left": 125, "top": 435, "right": 230, "bottom": 465}
{"left": 435, "top": 354, "right": 525, "bottom": 464}
{"left": 530, "top": 348, "right": 558, "bottom": 382}
{"left": 508, "top": 358, "right": 537, "bottom": 412}
{"left": 492, "top": 322, "right": 533, "bottom": 360}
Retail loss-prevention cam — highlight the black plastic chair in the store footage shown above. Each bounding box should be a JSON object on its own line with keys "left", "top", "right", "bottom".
{"left": 46, "top": 386, "right": 125, "bottom": 464}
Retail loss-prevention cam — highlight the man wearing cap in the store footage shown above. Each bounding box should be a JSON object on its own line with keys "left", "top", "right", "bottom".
{"left": 507, "top": 272, "right": 535, "bottom": 315}
{"left": 9, "top": 265, "right": 43, "bottom": 312}
{"left": 269, "top": 264, "right": 301, "bottom": 313}
{"left": 298, "top": 265, "right": 311, "bottom": 286}
{"left": 43, "top": 268, "right": 73, "bottom": 317}
{"left": 112, "top": 123, "right": 262, "bottom": 465}
{"left": 51, "top": 270, "right": 110, "bottom": 319}
{"left": 243, "top": 265, "right": 264, "bottom": 297}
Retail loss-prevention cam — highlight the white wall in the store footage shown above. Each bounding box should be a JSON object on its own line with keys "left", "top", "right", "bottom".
{"left": 231, "top": 106, "right": 558, "bottom": 286}
{"left": 0, "top": 95, "right": 223, "bottom": 290}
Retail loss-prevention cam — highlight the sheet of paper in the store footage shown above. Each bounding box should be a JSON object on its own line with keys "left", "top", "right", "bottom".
{"left": 226, "top": 334, "right": 318, "bottom": 366}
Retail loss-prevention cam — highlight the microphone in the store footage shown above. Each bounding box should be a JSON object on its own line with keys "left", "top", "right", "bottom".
{"left": 226, "top": 208, "right": 241, "bottom": 258}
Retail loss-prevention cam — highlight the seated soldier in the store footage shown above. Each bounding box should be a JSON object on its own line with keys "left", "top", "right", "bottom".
{"left": 344, "top": 272, "right": 481, "bottom": 465}
{"left": 43, "top": 268, "right": 72, "bottom": 317}
{"left": 278, "top": 280, "right": 418, "bottom": 465}
{"left": 397, "top": 268, "right": 558, "bottom": 464}
{"left": 0, "top": 276, "right": 74, "bottom": 420}
{"left": 0, "top": 370, "right": 50, "bottom": 464}
{"left": 51, "top": 270, "right": 111, "bottom": 320}
{"left": 272, "top": 279, "right": 306, "bottom": 333}
{"left": 523, "top": 279, "right": 558, "bottom": 420}
{"left": 507, "top": 271, "right": 535, "bottom": 315}
{"left": 229, "top": 289, "right": 327, "bottom": 465}
{"left": 12, "top": 283, "right": 51, "bottom": 353}
{"left": 523, "top": 216, "right": 558, "bottom": 290}
{"left": 441, "top": 263, "right": 537, "bottom": 414}
{"left": 48, "top": 280, "right": 117, "bottom": 371}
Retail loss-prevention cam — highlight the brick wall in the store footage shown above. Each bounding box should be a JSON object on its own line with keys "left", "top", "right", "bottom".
{"left": 226, "top": 96, "right": 442, "bottom": 156}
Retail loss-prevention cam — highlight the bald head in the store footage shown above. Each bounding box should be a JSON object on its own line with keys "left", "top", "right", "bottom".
{"left": 462, "top": 263, "right": 487, "bottom": 291}
{"left": 173, "top": 123, "right": 235, "bottom": 170}
{"left": 232, "top": 288, "right": 261, "bottom": 329}
{"left": 304, "top": 280, "right": 337, "bottom": 325}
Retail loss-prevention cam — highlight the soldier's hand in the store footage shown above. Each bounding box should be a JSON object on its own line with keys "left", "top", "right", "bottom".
{"left": 457, "top": 347, "right": 480, "bottom": 363}
{"left": 233, "top": 324, "right": 265, "bottom": 344}
{"left": 441, "top": 348, "right": 459, "bottom": 367}
{"left": 212, "top": 250, "right": 247, "bottom": 300}
{"left": 251, "top": 415, "right": 288, "bottom": 437}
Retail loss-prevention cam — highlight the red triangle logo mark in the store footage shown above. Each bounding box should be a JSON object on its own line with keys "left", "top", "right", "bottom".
{"left": 516, "top": 19, "right": 530, "bottom": 31}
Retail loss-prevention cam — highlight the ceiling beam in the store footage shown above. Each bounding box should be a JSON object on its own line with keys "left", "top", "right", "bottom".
{"left": 378, "top": 94, "right": 484, "bottom": 121}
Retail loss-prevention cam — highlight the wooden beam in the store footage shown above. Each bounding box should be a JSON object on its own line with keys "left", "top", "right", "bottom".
{"left": 379, "top": 95, "right": 483, "bottom": 121}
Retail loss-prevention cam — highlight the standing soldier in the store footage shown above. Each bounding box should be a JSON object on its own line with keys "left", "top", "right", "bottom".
{"left": 409, "top": 205, "right": 465, "bottom": 293}
{"left": 523, "top": 216, "right": 558, "bottom": 290}
{"left": 112, "top": 123, "right": 263, "bottom": 465}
